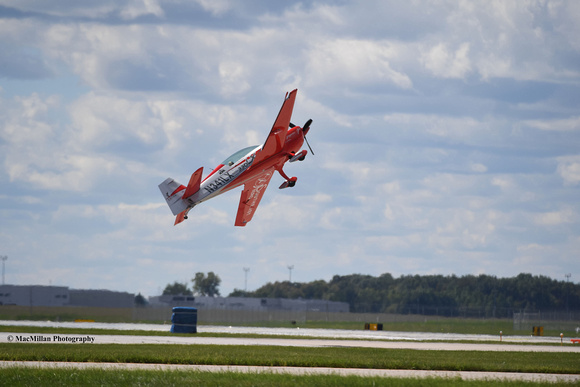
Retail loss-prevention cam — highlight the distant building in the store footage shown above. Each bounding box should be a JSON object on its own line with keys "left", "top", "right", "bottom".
{"left": 149, "top": 294, "right": 349, "bottom": 313}
{"left": 0, "top": 285, "right": 135, "bottom": 308}
{"left": 69, "top": 289, "right": 135, "bottom": 308}
{"left": 0, "top": 285, "right": 69, "bottom": 307}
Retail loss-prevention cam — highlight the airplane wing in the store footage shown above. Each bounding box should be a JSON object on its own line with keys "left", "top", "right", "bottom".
{"left": 234, "top": 168, "right": 275, "bottom": 226}
{"left": 253, "top": 89, "right": 297, "bottom": 165}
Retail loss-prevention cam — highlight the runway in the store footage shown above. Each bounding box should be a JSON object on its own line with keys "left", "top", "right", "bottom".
{"left": 2, "top": 332, "right": 579, "bottom": 353}
{"left": 0, "top": 320, "right": 574, "bottom": 344}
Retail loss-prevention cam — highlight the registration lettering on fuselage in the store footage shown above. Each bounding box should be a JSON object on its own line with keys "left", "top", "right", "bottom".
{"left": 204, "top": 153, "right": 255, "bottom": 195}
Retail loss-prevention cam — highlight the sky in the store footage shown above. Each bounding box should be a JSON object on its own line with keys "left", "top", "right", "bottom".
{"left": 1, "top": 0, "right": 579, "bottom": 298}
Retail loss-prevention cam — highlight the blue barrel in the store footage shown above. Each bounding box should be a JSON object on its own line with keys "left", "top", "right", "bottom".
{"left": 171, "top": 307, "right": 197, "bottom": 333}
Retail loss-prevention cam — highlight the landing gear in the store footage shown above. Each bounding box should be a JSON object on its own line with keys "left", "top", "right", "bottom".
{"left": 276, "top": 166, "right": 297, "bottom": 189}
{"left": 279, "top": 176, "right": 297, "bottom": 189}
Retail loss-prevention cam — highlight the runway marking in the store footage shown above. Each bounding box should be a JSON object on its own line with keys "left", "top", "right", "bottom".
{"left": 1, "top": 361, "right": 578, "bottom": 383}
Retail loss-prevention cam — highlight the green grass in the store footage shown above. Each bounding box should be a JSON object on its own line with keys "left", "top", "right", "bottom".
{"left": 1, "top": 343, "right": 578, "bottom": 374}
{"left": 0, "top": 368, "right": 572, "bottom": 387}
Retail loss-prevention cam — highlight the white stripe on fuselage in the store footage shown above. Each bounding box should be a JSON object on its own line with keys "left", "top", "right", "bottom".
{"left": 192, "top": 149, "right": 258, "bottom": 204}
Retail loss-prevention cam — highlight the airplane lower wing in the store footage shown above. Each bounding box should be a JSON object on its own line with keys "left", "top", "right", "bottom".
{"left": 235, "top": 169, "right": 275, "bottom": 226}
{"left": 253, "top": 89, "right": 297, "bottom": 165}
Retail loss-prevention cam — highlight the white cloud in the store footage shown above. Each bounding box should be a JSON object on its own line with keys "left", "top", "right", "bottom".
{"left": 557, "top": 156, "right": 580, "bottom": 186}
{"left": 525, "top": 116, "right": 580, "bottom": 132}
{"left": 120, "top": 0, "right": 165, "bottom": 20}
{"left": 194, "top": 0, "right": 233, "bottom": 16}
{"left": 533, "top": 208, "right": 574, "bottom": 226}
{"left": 306, "top": 39, "right": 413, "bottom": 90}
{"left": 470, "top": 163, "right": 488, "bottom": 173}
{"left": 421, "top": 42, "right": 471, "bottom": 79}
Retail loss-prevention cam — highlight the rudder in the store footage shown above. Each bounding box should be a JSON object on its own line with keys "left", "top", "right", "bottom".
{"left": 159, "top": 178, "right": 189, "bottom": 216}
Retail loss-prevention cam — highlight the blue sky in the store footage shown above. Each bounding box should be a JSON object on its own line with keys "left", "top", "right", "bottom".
{"left": 1, "top": 1, "right": 579, "bottom": 297}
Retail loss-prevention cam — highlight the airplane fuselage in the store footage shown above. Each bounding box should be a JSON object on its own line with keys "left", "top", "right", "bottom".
{"left": 185, "top": 125, "right": 306, "bottom": 208}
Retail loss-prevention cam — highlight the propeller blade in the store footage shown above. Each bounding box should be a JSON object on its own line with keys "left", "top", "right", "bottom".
{"left": 302, "top": 119, "right": 312, "bottom": 135}
{"left": 289, "top": 119, "right": 314, "bottom": 155}
{"left": 304, "top": 135, "right": 315, "bottom": 156}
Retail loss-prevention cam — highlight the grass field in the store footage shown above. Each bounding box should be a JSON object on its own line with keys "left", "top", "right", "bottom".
{"left": 1, "top": 343, "right": 578, "bottom": 374}
{"left": 1, "top": 367, "right": 574, "bottom": 387}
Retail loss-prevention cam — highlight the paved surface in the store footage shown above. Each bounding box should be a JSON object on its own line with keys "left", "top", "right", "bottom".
{"left": 1, "top": 361, "right": 579, "bottom": 383}
{"left": 0, "top": 320, "right": 573, "bottom": 344}
{"left": 2, "top": 332, "right": 579, "bottom": 352}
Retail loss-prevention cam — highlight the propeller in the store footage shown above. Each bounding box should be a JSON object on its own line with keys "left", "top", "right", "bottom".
{"left": 290, "top": 119, "right": 314, "bottom": 155}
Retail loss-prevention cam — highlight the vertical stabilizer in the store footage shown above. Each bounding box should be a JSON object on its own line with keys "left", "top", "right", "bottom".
{"left": 159, "top": 178, "right": 189, "bottom": 216}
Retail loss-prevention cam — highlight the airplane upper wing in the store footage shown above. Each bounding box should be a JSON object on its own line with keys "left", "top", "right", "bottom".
{"left": 253, "top": 89, "right": 297, "bottom": 165}
{"left": 234, "top": 168, "right": 275, "bottom": 226}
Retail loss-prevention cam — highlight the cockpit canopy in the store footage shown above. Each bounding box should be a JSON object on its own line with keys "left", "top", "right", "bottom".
{"left": 221, "top": 145, "right": 258, "bottom": 166}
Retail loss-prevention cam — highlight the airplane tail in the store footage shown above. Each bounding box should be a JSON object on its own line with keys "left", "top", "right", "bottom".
{"left": 158, "top": 167, "right": 204, "bottom": 220}
{"left": 158, "top": 177, "right": 189, "bottom": 216}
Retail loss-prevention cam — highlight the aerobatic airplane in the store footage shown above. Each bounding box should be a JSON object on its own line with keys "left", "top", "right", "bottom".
{"left": 159, "top": 89, "right": 313, "bottom": 226}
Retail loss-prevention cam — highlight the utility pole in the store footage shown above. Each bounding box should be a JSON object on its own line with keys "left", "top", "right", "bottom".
{"left": 243, "top": 267, "right": 250, "bottom": 292}
{"left": 287, "top": 265, "right": 294, "bottom": 282}
{"left": 0, "top": 256, "right": 7, "bottom": 285}
{"left": 565, "top": 273, "right": 571, "bottom": 311}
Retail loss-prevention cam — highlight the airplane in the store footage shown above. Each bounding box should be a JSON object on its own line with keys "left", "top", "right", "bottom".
{"left": 159, "top": 89, "right": 313, "bottom": 226}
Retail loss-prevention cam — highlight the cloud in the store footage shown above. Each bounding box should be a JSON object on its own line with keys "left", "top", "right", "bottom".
{"left": 557, "top": 156, "right": 580, "bottom": 186}
{"left": 120, "top": 0, "right": 164, "bottom": 20}
{"left": 1, "top": 0, "right": 579, "bottom": 297}
{"left": 525, "top": 116, "right": 580, "bottom": 132}
{"left": 421, "top": 42, "right": 472, "bottom": 79}
{"left": 306, "top": 39, "right": 413, "bottom": 91}
{"left": 533, "top": 209, "right": 574, "bottom": 226}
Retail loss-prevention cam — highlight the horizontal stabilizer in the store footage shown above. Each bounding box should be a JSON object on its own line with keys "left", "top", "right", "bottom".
{"left": 183, "top": 167, "right": 203, "bottom": 200}
{"left": 174, "top": 210, "right": 188, "bottom": 225}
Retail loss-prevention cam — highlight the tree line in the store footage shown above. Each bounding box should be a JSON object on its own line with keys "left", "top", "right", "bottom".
{"left": 163, "top": 272, "right": 221, "bottom": 297}
{"left": 228, "top": 273, "right": 580, "bottom": 317}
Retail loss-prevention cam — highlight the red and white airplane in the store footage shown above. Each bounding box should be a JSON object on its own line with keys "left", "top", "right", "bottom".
{"left": 159, "top": 89, "right": 313, "bottom": 226}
